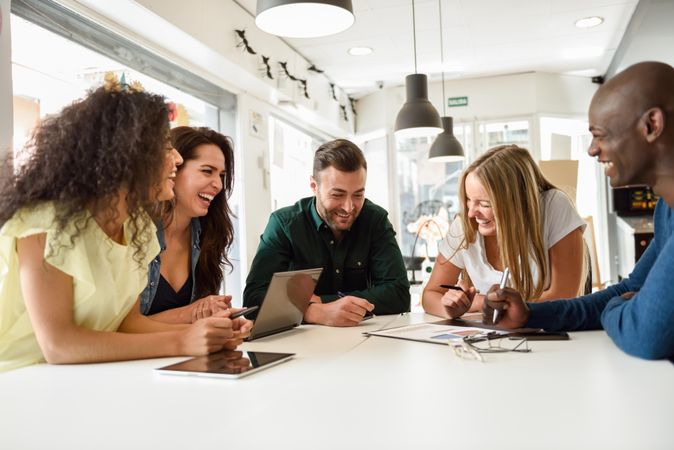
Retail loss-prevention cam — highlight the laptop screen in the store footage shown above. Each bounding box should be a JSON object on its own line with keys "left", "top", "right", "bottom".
{"left": 247, "top": 268, "right": 323, "bottom": 340}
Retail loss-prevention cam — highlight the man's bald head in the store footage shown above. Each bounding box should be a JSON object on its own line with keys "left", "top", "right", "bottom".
{"left": 588, "top": 62, "right": 674, "bottom": 192}
{"left": 591, "top": 61, "right": 674, "bottom": 131}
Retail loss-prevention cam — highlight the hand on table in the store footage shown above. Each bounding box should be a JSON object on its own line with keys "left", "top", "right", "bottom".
{"left": 304, "top": 295, "right": 374, "bottom": 327}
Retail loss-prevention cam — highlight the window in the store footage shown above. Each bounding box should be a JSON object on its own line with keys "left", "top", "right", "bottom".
{"left": 11, "top": 15, "right": 219, "bottom": 155}
{"left": 477, "top": 119, "right": 530, "bottom": 154}
{"left": 360, "top": 134, "right": 390, "bottom": 212}
{"left": 396, "top": 133, "right": 466, "bottom": 267}
{"left": 268, "top": 116, "right": 322, "bottom": 210}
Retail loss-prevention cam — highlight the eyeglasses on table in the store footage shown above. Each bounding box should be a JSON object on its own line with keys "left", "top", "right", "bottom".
{"left": 449, "top": 331, "right": 531, "bottom": 362}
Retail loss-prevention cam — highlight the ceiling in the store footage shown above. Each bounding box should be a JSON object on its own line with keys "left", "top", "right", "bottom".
{"left": 237, "top": 0, "right": 639, "bottom": 98}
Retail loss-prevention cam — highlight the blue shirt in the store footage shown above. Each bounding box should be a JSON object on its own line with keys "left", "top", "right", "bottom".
{"left": 527, "top": 198, "right": 674, "bottom": 360}
{"left": 139, "top": 218, "right": 201, "bottom": 315}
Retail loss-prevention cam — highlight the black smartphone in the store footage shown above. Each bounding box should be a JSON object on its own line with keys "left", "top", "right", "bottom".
{"left": 508, "top": 331, "right": 570, "bottom": 341}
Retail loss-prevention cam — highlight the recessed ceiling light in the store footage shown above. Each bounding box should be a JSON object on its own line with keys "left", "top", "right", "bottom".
{"left": 348, "top": 47, "right": 373, "bottom": 56}
{"left": 575, "top": 16, "right": 604, "bottom": 29}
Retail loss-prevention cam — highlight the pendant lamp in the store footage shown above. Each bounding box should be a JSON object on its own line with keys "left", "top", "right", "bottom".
{"left": 394, "top": 0, "right": 443, "bottom": 138}
{"left": 256, "top": 0, "right": 355, "bottom": 38}
{"left": 428, "top": 0, "right": 464, "bottom": 162}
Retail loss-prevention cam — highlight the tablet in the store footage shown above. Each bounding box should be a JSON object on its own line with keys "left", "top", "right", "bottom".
{"left": 155, "top": 350, "right": 294, "bottom": 379}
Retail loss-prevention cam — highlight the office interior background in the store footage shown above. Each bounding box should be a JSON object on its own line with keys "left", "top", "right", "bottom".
{"left": 2, "top": 0, "right": 673, "bottom": 304}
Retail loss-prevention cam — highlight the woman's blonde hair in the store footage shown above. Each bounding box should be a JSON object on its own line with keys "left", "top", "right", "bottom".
{"left": 456, "top": 145, "right": 584, "bottom": 300}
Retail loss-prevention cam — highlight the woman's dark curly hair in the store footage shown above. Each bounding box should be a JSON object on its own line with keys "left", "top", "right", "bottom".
{"left": 0, "top": 85, "right": 170, "bottom": 264}
{"left": 169, "top": 126, "right": 235, "bottom": 298}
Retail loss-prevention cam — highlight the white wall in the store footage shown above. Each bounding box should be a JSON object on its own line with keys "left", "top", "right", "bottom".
{"left": 0, "top": 0, "right": 12, "bottom": 159}
{"left": 235, "top": 94, "right": 272, "bottom": 273}
{"left": 608, "top": 0, "right": 674, "bottom": 74}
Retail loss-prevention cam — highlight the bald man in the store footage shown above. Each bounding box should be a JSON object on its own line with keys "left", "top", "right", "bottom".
{"left": 483, "top": 61, "right": 674, "bottom": 360}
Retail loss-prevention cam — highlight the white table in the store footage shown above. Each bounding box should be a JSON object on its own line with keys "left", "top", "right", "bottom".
{"left": 1, "top": 313, "right": 672, "bottom": 450}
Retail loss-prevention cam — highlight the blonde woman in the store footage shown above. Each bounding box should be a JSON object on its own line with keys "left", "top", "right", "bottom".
{"left": 422, "top": 145, "right": 586, "bottom": 320}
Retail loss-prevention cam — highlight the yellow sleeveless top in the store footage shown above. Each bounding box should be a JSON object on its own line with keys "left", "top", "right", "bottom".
{"left": 0, "top": 203, "right": 159, "bottom": 372}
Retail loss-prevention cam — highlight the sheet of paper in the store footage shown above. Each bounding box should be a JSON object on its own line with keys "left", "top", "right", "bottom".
{"left": 366, "top": 323, "right": 508, "bottom": 345}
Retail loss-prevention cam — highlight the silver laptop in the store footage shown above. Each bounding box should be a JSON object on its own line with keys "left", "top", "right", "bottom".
{"left": 247, "top": 268, "right": 323, "bottom": 341}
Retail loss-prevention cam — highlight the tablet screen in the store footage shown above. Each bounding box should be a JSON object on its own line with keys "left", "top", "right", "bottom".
{"left": 156, "top": 350, "right": 294, "bottom": 379}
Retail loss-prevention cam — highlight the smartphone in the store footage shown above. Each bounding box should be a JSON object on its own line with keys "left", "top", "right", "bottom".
{"left": 508, "top": 331, "right": 569, "bottom": 341}
{"left": 230, "top": 306, "right": 259, "bottom": 319}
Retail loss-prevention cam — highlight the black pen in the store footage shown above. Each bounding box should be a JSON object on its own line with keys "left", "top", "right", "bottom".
{"left": 230, "top": 305, "right": 258, "bottom": 319}
{"left": 440, "top": 284, "right": 466, "bottom": 294}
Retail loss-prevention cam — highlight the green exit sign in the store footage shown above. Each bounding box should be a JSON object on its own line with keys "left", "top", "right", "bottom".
{"left": 448, "top": 96, "right": 468, "bottom": 107}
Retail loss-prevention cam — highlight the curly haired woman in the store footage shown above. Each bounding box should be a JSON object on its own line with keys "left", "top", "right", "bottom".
{"left": 0, "top": 83, "right": 251, "bottom": 372}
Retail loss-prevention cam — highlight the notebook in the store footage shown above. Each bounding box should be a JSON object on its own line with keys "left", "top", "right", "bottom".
{"left": 247, "top": 268, "right": 323, "bottom": 340}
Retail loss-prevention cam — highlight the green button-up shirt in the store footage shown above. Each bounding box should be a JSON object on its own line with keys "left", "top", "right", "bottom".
{"left": 243, "top": 197, "right": 410, "bottom": 314}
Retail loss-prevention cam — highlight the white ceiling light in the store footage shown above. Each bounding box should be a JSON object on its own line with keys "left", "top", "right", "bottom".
{"left": 256, "top": 0, "right": 355, "bottom": 38}
{"left": 348, "top": 46, "right": 372, "bottom": 56}
{"left": 575, "top": 16, "right": 604, "bottom": 29}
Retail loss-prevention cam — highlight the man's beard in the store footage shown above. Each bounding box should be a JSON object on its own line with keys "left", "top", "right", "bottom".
{"left": 316, "top": 197, "right": 357, "bottom": 232}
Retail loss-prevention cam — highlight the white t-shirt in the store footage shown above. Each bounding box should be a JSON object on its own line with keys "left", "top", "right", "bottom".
{"left": 437, "top": 189, "right": 586, "bottom": 295}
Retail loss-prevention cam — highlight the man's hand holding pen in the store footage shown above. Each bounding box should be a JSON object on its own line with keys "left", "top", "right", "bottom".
{"left": 439, "top": 279, "right": 476, "bottom": 319}
{"left": 304, "top": 291, "right": 374, "bottom": 327}
{"left": 482, "top": 286, "right": 530, "bottom": 329}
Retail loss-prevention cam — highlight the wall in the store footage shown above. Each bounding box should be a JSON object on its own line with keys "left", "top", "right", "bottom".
{"left": 0, "top": 0, "right": 12, "bottom": 159}
{"left": 606, "top": 0, "right": 674, "bottom": 76}
{"left": 235, "top": 94, "right": 273, "bottom": 273}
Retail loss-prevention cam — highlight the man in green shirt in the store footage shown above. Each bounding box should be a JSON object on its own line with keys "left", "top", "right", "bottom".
{"left": 243, "top": 139, "right": 410, "bottom": 326}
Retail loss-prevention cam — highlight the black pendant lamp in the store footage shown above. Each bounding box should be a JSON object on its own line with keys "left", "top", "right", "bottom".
{"left": 394, "top": 0, "right": 442, "bottom": 138}
{"left": 428, "top": 0, "right": 464, "bottom": 162}
{"left": 256, "top": 0, "right": 355, "bottom": 38}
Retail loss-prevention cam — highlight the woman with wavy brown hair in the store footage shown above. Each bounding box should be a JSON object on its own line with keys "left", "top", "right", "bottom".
{"left": 0, "top": 81, "right": 250, "bottom": 372}
{"left": 139, "top": 126, "right": 237, "bottom": 323}
{"left": 422, "top": 145, "right": 587, "bottom": 320}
